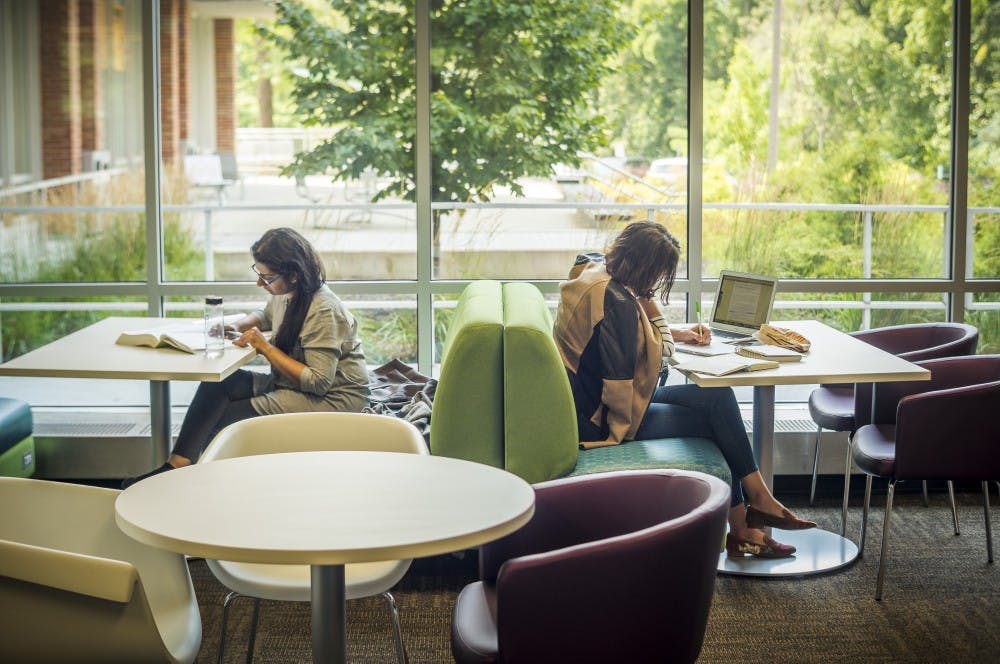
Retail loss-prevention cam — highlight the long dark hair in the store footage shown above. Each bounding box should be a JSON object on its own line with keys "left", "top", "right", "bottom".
{"left": 251, "top": 227, "right": 326, "bottom": 353}
{"left": 604, "top": 221, "right": 681, "bottom": 306}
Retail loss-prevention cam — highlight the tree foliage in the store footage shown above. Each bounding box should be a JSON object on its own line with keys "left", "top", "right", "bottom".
{"left": 260, "top": 0, "right": 630, "bottom": 202}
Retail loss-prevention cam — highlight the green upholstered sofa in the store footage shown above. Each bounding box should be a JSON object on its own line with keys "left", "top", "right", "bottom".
{"left": 430, "top": 281, "right": 732, "bottom": 486}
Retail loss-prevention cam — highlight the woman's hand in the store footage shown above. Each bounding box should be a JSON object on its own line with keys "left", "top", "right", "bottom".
{"left": 674, "top": 323, "right": 712, "bottom": 345}
{"left": 225, "top": 313, "right": 263, "bottom": 339}
{"left": 233, "top": 327, "right": 272, "bottom": 354}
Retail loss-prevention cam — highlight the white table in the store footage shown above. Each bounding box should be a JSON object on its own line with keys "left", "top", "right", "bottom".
{"left": 678, "top": 320, "right": 930, "bottom": 577}
{"left": 115, "top": 450, "right": 535, "bottom": 664}
{"left": 0, "top": 317, "right": 257, "bottom": 461}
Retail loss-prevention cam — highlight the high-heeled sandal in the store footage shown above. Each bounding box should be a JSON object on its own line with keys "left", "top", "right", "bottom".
{"left": 725, "top": 532, "right": 796, "bottom": 559}
{"left": 745, "top": 505, "right": 817, "bottom": 531}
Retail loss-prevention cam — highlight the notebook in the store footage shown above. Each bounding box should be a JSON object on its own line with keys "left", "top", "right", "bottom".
{"left": 705, "top": 270, "right": 779, "bottom": 342}
{"left": 673, "top": 353, "right": 780, "bottom": 376}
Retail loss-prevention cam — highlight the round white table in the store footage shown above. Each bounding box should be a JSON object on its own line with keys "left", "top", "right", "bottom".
{"left": 678, "top": 320, "right": 928, "bottom": 576}
{"left": 115, "top": 450, "right": 535, "bottom": 664}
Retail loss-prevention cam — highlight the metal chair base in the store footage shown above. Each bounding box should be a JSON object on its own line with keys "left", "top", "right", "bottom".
{"left": 216, "top": 590, "right": 408, "bottom": 664}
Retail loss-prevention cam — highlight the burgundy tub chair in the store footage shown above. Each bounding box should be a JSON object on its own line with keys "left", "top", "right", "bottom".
{"left": 450, "top": 469, "right": 730, "bottom": 664}
{"left": 851, "top": 354, "right": 1000, "bottom": 600}
{"left": 805, "top": 322, "right": 978, "bottom": 525}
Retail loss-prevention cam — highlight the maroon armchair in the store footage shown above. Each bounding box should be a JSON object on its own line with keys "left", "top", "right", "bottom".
{"left": 805, "top": 322, "right": 978, "bottom": 523}
{"left": 851, "top": 354, "right": 1000, "bottom": 600}
{"left": 450, "top": 469, "right": 730, "bottom": 664}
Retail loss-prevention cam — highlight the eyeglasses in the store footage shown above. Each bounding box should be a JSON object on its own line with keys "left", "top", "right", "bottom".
{"left": 250, "top": 264, "right": 285, "bottom": 285}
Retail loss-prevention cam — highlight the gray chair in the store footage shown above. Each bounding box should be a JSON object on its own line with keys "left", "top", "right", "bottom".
{"left": 451, "top": 469, "right": 729, "bottom": 664}
{"left": 805, "top": 322, "right": 978, "bottom": 528}
{"left": 0, "top": 477, "right": 202, "bottom": 663}
{"left": 851, "top": 355, "right": 1000, "bottom": 599}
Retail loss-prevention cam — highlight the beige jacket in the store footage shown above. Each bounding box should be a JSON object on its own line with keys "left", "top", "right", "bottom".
{"left": 553, "top": 257, "right": 662, "bottom": 448}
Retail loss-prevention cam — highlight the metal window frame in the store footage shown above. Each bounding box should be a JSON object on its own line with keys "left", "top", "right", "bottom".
{"left": 0, "top": 0, "right": 996, "bottom": 378}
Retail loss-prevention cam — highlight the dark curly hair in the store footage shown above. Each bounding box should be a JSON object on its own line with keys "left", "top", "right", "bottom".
{"left": 251, "top": 227, "right": 326, "bottom": 353}
{"left": 604, "top": 221, "right": 681, "bottom": 306}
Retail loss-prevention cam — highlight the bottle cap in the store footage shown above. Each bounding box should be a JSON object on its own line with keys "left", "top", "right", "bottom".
{"left": 205, "top": 296, "right": 223, "bottom": 305}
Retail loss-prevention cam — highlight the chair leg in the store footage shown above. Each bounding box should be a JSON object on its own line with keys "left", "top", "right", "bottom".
{"left": 810, "top": 425, "right": 822, "bottom": 506}
{"left": 218, "top": 591, "right": 235, "bottom": 664}
{"left": 859, "top": 474, "right": 873, "bottom": 557}
{"left": 875, "top": 480, "right": 897, "bottom": 601}
{"left": 984, "top": 481, "right": 994, "bottom": 564}
{"left": 217, "top": 591, "right": 261, "bottom": 664}
{"left": 245, "top": 598, "right": 261, "bottom": 664}
{"left": 841, "top": 434, "right": 854, "bottom": 537}
{"left": 948, "top": 480, "right": 960, "bottom": 536}
{"left": 218, "top": 591, "right": 241, "bottom": 664}
{"left": 922, "top": 480, "right": 929, "bottom": 507}
{"left": 382, "top": 591, "right": 409, "bottom": 664}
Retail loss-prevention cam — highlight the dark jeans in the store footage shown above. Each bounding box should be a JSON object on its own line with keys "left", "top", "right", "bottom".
{"left": 635, "top": 383, "right": 758, "bottom": 507}
{"left": 172, "top": 369, "right": 259, "bottom": 462}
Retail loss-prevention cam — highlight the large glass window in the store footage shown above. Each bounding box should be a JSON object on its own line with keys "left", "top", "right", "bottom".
{"left": 1, "top": 0, "right": 998, "bottom": 411}
{"left": 0, "top": 0, "right": 147, "bottom": 289}
{"left": 429, "top": 2, "right": 666, "bottom": 280}
{"left": 703, "top": 0, "right": 951, "bottom": 283}
{"left": 967, "top": 0, "right": 999, "bottom": 346}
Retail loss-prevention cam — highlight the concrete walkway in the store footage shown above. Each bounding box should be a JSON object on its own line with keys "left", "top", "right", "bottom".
{"left": 188, "top": 174, "right": 618, "bottom": 280}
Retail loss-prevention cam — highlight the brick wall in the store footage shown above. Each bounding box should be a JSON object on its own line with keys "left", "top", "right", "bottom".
{"left": 177, "top": 0, "right": 190, "bottom": 145}
{"left": 160, "top": 0, "right": 180, "bottom": 163}
{"left": 39, "top": 0, "right": 82, "bottom": 179}
{"left": 36, "top": 0, "right": 230, "bottom": 175}
{"left": 78, "top": 0, "right": 105, "bottom": 153}
{"left": 214, "top": 18, "right": 236, "bottom": 153}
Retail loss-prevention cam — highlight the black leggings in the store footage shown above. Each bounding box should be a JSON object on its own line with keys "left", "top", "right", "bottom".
{"left": 171, "top": 369, "right": 259, "bottom": 462}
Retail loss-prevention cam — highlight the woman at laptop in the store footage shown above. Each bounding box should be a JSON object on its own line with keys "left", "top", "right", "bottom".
{"left": 553, "top": 221, "right": 815, "bottom": 558}
{"left": 122, "top": 227, "right": 370, "bottom": 488}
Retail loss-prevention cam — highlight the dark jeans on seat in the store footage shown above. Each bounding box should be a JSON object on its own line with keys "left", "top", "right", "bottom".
{"left": 172, "top": 369, "right": 259, "bottom": 462}
{"left": 636, "top": 383, "right": 757, "bottom": 507}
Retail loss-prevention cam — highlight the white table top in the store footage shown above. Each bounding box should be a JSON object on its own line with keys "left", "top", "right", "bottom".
{"left": 0, "top": 316, "right": 257, "bottom": 382}
{"left": 115, "top": 451, "right": 536, "bottom": 566}
{"left": 679, "top": 320, "right": 931, "bottom": 387}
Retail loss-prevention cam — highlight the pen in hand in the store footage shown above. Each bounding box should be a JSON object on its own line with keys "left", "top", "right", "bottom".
{"left": 695, "top": 301, "right": 705, "bottom": 341}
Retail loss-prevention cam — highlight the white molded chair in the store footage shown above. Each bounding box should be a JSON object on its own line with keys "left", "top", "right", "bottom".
{"left": 0, "top": 477, "right": 202, "bottom": 663}
{"left": 198, "top": 412, "right": 429, "bottom": 664}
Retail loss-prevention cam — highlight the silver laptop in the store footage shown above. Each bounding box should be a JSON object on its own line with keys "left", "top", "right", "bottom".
{"left": 677, "top": 271, "right": 779, "bottom": 355}
{"left": 708, "top": 270, "right": 779, "bottom": 340}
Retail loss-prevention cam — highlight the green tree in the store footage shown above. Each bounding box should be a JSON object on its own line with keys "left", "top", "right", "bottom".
{"left": 602, "top": 0, "right": 756, "bottom": 159}
{"left": 260, "top": 0, "right": 629, "bottom": 203}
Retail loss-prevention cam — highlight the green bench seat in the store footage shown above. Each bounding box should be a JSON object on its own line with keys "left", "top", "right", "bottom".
{"left": 430, "top": 281, "right": 731, "bottom": 487}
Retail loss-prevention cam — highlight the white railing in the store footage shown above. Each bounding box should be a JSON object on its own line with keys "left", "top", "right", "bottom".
{"left": 1, "top": 200, "right": 997, "bottom": 315}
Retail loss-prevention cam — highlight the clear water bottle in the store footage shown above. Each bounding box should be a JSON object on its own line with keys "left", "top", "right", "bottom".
{"left": 204, "top": 296, "right": 225, "bottom": 358}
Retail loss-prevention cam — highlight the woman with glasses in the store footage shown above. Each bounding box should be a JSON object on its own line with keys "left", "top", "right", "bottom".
{"left": 553, "top": 221, "right": 814, "bottom": 558}
{"left": 122, "top": 227, "right": 370, "bottom": 488}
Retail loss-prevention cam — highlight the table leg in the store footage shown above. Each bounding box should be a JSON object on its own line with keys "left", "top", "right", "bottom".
{"left": 311, "top": 564, "right": 347, "bottom": 664}
{"left": 752, "top": 385, "right": 776, "bottom": 488}
{"left": 149, "top": 380, "right": 171, "bottom": 464}
{"left": 718, "top": 384, "right": 859, "bottom": 576}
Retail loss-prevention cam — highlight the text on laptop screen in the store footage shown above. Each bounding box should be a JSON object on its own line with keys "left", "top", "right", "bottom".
{"left": 713, "top": 274, "right": 775, "bottom": 329}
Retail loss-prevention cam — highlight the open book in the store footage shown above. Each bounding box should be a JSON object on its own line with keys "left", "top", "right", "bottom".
{"left": 736, "top": 344, "right": 804, "bottom": 362}
{"left": 116, "top": 315, "right": 244, "bottom": 354}
{"left": 116, "top": 324, "right": 209, "bottom": 354}
{"left": 674, "top": 353, "right": 780, "bottom": 376}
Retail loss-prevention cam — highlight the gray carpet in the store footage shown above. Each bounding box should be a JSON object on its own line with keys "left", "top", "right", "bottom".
{"left": 189, "top": 490, "right": 1000, "bottom": 663}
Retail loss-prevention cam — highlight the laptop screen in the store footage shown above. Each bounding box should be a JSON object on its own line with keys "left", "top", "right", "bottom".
{"left": 710, "top": 271, "right": 779, "bottom": 334}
